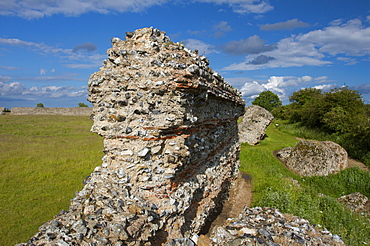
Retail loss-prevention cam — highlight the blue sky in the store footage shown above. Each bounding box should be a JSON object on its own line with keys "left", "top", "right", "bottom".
{"left": 1, "top": 0, "right": 370, "bottom": 108}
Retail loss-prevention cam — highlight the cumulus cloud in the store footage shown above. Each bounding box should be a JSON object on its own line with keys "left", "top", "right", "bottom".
{"left": 0, "top": 81, "right": 86, "bottom": 98}
{"left": 0, "top": 0, "right": 273, "bottom": 19}
{"left": 298, "top": 19, "right": 370, "bottom": 56}
{"left": 221, "top": 35, "right": 276, "bottom": 55}
{"left": 260, "top": 18, "right": 310, "bottom": 31}
{"left": 0, "top": 81, "right": 26, "bottom": 96}
{"left": 224, "top": 18, "right": 370, "bottom": 70}
{"left": 234, "top": 75, "right": 330, "bottom": 103}
{"left": 24, "top": 86, "right": 86, "bottom": 98}
{"left": 183, "top": 39, "right": 218, "bottom": 55}
{"left": 73, "top": 42, "right": 98, "bottom": 53}
{"left": 313, "top": 84, "right": 337, "bottom": 91}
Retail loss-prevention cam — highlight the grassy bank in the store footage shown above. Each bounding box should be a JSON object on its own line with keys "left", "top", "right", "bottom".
{"left": 240, "top": 121, "right": 370, "bottom": 245}
{"left": 1, "top": 116, "right": 369, "bottom": 245}
{"left": 0, "top": 115, "right": 103, "bottom": 245}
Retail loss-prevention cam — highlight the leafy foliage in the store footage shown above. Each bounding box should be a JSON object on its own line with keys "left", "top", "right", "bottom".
{"left": 78, "top": 102, "right": 89, "bottom": 107}
{"left": 275, "top": 87, "right": 369, "bottom": 165}
{"left": 252, "top": 90, "right": 282, "bottom": 112}
{"left": 36, "top": 103, "right": 44, "bottom": 107}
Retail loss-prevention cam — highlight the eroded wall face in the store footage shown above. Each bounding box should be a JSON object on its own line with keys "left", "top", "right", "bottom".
{"left": 18, "top": 27, "right": 245, "bottom": 246}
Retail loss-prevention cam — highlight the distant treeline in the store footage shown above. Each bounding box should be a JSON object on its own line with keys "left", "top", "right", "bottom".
{"left": 273, "top": 87, "right": 370, "bottom": 165}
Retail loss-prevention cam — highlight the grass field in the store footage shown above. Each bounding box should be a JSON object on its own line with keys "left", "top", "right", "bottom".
{"left": 0, "top": 116, "right": 369, "bottom": 245}
{"left": 240, "top": 122, "right": 370, "bottom": 245}
{"left": 0, "top": 115, "right": 103, "bottom": 245}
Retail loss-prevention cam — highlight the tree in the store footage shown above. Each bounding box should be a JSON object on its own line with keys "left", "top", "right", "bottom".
{"left": 36, "top": 103, "right": 44, "bottom": 107}
{"left": 286, "top": 88, "right": 323, "bottom": 123}
{"left": 78, "top": 103, "right": 89, "bottom": 107}
{"left": 289, "top": 88, "right": 322, "bottom": 105}
{"left": 252, "top": 91, "right": 282, "bottom": 112}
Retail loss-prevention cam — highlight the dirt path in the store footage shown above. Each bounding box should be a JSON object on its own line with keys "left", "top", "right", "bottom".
{"left": 207, "top": 172, "right": 252, "bottom": 234}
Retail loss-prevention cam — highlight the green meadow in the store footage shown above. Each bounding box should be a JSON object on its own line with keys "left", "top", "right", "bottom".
{"left": 0, "top": 116, "right": 369, "bottom": 245}
{"left": 0, "top": 115, "right": 103, "bottom": 245}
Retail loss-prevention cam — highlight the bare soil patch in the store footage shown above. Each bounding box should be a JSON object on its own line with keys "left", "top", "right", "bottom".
{"left": 206, "top": 172, "right": 252, "bottom": 234}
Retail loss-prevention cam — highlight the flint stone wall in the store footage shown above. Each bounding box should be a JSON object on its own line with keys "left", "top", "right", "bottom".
{"left": 18, "top": 27, "right": 245, "bottom": 246}
{"left": 238, "top": 105, "right": 273, "bottom": 145}
{"left": 10, "top": 107, "right": 92, "bottom": 116}
{"left": 0, "top": 107, "right": 5, "bottom": 115}
{"left": 277, "top": 140, "right": 348, "bottom": 177}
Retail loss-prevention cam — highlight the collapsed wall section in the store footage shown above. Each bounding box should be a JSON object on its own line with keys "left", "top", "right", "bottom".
{"left": 17, "top": 27, "right": 245, "bottom": 246}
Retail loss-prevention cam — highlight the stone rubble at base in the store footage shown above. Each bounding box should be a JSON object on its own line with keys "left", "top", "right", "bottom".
{"left": 203, "top": 207, "right": 345, "bottom": 246}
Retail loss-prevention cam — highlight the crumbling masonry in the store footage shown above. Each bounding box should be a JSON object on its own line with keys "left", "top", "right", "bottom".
{"left": 17, "top": 27, "right": 245, "bottom": 245}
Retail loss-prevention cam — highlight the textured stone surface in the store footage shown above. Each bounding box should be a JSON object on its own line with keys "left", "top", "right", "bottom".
{"left": 0, "top": 107, "right": 5, "bottom": 115}
{"left": 337, "top": 192, "right": 368, "bottom": 212}
{"left": 17, "top": 27, "right": 245, "bottom": 246}
{"left": 238, "top": 105, "right": 273, "bottom": 145}
{"left": 10, "top": 107, "right": 92, "bottom": 116}
{"left": 277, "top": 140, "right": 348, "bottom": 177}
{"left": 206, "top": 206, "right": 345, "bottom": 245}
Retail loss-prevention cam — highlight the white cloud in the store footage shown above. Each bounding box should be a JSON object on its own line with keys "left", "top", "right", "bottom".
{"left": 0, "top": 81, "right": 26, "bottom": 96}
{"left": 0, "top": 0, "right": 273, "bottom": 19}
{"left": 224, "top": 18, "right": 370, "bottom": 70}
{"left": 196, "top": 0, "right": 273, "bottom": 14}
{"left": 213, "top": 21, "right": 232, "bottom": 38}
{"left": 240, "top": 81, "right": 265, "bottom": 96}
{"left": 40, "top": 69, "right": 47, "bottom": 75}
{"left": 183, "top": 39, "right": 218, "bottom": 55}
{"left": 260, "top": 18, "right": 310, "bottom": 31}
{"left": 0, "top": 81, "right": 87, "bottom": 98}
{"left": 337, "top": 57, "right": 358, "bottom": 65}
{"left": 237, "top": 75, "right": 326, "bottom": 102}
{"left": 221, "top": 35, "right": 276, "bottom": 55}
{"left": 0, "top": 37, "right": 105, "bottom": 69}
{"left": 23, "top": 86, "right": 86, "bottom": 98}
{"left": 313, "top": 84, "right": 337, "bottom": 91}
{"left": 0, "top": 75, "right": 11, "bottom": 82}
{"left": 298, "top": 18, "right": 370, "bottom": 56}
{"left": 214, "top": 21, "right": 232, "bottom": 32}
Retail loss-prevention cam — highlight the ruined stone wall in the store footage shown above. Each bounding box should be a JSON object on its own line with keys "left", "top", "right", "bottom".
{"left": 10, "top": 107, "right": 92, "bottom": 116}
{"left": 17, "top": 27, "right": 245, "bottom": 246}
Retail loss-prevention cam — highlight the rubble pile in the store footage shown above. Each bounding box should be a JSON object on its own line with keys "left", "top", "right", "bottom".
{"left": 207, "top": 207, "right": 345, "bottom": 246}
{"left": 17, "top": 27, "right": 245, "bottom": 246}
